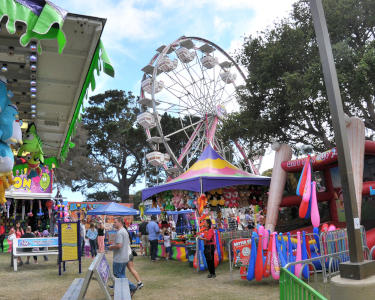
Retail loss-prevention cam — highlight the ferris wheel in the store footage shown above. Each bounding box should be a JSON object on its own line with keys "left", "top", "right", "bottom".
{"left": 137, "top": 36, "right": 262, "bottom": 178}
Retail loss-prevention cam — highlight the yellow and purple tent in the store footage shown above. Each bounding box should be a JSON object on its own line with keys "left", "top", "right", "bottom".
{"left": 142, "top": 145, "right": 270, "bottom": 200}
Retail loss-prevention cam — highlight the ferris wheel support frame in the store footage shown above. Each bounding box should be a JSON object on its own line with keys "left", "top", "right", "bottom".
{"left": 207, "top": 116, "right": 219, "bottom": 145}
{"left": 177, "top": 121, "right": 204, "bottom": 164}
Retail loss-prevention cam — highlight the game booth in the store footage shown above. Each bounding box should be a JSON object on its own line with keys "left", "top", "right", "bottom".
{"left": 1, "top": 163, "right": 54, "bottom": 252}
{"left": 0, "top": 0, "right": 114, "bottom": 253}
{"left": 68, "top": 201, "right": 138, "bottom": 252}
{"left": 142, "top": 145, "right": 271, "bottom": 266}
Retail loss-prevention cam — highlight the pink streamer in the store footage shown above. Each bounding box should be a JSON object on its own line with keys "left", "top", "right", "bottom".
{"left": 294, "top": 231, "right": 302, "bottom": 278}
{"left": 302, "top": 163, "right": 311, "bottom": 202}
{"left": 271, "top": 232, "right": 280, "bottom": 280}
{"left": 263, "top": 229, "right": 269, "bottom": 250}
{"left": 310, "top": 181, "right": 320, "bottom": 228}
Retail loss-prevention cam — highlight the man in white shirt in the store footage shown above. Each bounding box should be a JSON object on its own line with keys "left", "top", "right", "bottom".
{"left": 109, "top": 217, "right": 137, "bottom": 295}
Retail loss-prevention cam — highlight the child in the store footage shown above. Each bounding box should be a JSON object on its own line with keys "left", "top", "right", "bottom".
{"left": 171, "top": 227, "right": 177, "bottom": 239}
{"left": 163, "top": 230, "right": 172, "bottom": 260}
{"left": 7, "top": 228, "right": 17, "bottom": 267}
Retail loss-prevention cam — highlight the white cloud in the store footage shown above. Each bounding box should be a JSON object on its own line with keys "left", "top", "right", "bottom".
{"left": 213, "top": 16, "right": 231, "bottom": 34}
{"left": 226, "top": 0, "right": 295, "bottom": 53}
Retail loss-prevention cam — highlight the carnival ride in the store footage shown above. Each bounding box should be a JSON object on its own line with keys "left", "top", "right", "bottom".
{"left": 137, "top": 36, "right": 262, "bottom": 178}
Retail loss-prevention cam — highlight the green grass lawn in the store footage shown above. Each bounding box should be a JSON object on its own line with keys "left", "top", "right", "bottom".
{"left": 0, "top": 252, "right": 279, "bottom": 299}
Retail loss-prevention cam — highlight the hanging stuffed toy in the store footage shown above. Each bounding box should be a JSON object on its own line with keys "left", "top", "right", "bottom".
{"left": 6, "top": 199, "right": 11, "bottom": 218}
{"left": 46, "top": 200, "right": 53, "bottom": 219}
{"left": 172, "top": 191, "right": 179, "bottom": 209}
{"left": 223, "top": 188, "right": 231, "bottom": 207}
{"left": 197, "top": 194, "right": 207, "bottom": 216}
{"left": 0, "top": 104, "right": 22, "bottom": 144}
{"left": 0, "top": 141, "right": 15, "bottom": 205}
{"left": 187, "top": 191, "right": 195, "bottom": 208}
{"left": 177, "top": 191, "right": 185, "bottom": 209}
{"left": 21, "top": 200, "right": 25, "bottom": 220}
{"left": 25, "top": 152, "right": 43, "bottom": 179}
{"left": 37, "top": 199, "right": 44, "bottom": 217}
{"left": 27, "top": 200, "right": 34, "bottom": 217}
{"left": 17, "top": 123, "right": 44, "bottom": 162}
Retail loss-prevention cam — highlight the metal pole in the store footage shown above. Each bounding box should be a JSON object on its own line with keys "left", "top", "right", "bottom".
{"left": 309, "top": 0, "right": 375, "bottom": 279}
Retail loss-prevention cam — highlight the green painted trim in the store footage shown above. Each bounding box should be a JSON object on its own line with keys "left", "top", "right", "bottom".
{"left": 99, "top": 40, "right": 114, "bottom": 77}
{"left": 0, "top": 0, "right": 66, "bottom": 53}
{"left": 59, "top": 41, "right": 114, "bottom": 162}
{"left": 280, "top": 268, "right": 328, "bottom": 300}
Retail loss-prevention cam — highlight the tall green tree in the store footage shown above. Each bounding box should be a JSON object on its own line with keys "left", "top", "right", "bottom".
{"left": 224, "top": 0, "right": 375, "bottom": 154}
{"left": 56, "top": 90, "right": 147, "bottom": 202}
{"left": 55, "top": 90, "right": 195, "bottom": 200}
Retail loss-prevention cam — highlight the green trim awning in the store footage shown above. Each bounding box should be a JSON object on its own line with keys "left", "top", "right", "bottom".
{"left": 0, "top": 0, "right": 67, "bottom": 53}
{"left": 59, "top": 40, "right": 115, "bottom": 162}
{"left": 0, "top": 1, "right": 115, "bottom": 165}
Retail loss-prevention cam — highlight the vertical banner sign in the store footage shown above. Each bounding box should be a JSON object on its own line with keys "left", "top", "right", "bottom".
{"left": 61, "top": 222, "right": 78, "bottom": 261}
{"left": 232, "top": 238, "right": 251, "bottom": 267}
{"left": 58, "top": 219, "right": 81, "bottom": 275}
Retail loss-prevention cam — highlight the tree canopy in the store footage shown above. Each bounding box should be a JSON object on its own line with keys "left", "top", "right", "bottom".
{"left": 224, "top": 0, "right": 375, "bottom": 154}
{"left": 56, "top": 90, "right": 147, "bottom": 202}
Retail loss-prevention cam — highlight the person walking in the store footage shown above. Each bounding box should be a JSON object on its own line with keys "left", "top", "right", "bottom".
{"left": 80, "top": 219, "right": 86, "bottom": 257}
{"left": 198, "top": 219, "right": 216, "bottom": 278}
{"left": 139, "top": 219, "right": 149, "bottom": 256}
{"left": 86, "top": 223, "right": 98, "bottom": 257}
{"left": 146, "top": 215, "right": 160, "bottom": 261}
{"left": 124, "top": 225, "right": 144, "bottom": 290}
{"left": 109, "top": 217, "right": 137, "bottom": 296}
{"left": 97, "top": 222, "right": 105, "bottom": 253}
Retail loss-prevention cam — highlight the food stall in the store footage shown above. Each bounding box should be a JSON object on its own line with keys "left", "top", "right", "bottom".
{"left": 68, "top": 201, "right": 135, "bottom": 229}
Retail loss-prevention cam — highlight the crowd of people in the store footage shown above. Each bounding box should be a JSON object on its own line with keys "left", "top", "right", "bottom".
{"left": 138, "top": 215, "right": 178, "bottom": 261}
{"left": 1, "top": 212, "right": 227, "bottom": 294}
{"left": 5, "top": 221, "right": 51, "bottom": 267}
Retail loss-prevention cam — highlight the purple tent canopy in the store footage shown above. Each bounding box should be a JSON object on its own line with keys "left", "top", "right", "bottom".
{"left": 142, "top": 145, "right": 270, "bottom": 200}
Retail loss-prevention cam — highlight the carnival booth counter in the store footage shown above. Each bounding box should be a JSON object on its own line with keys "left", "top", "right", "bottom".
{"left": 1, "top": 163, "right": 54, "bottom": 252}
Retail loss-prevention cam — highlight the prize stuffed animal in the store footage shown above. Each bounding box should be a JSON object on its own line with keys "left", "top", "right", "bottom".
{"left": 197, "top": 194, "right": 207, "bottom": 216}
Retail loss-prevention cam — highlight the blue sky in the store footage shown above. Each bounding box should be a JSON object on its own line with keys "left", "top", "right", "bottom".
{"left": 52, "top": 0, "right": 296, "bottom": 201}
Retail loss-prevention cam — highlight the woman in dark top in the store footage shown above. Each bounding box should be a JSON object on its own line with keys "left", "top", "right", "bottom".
{"left": 0, "top": 220, "right": 5, "bottom": 252}
{"left": 198, "top": 219, "right": 216, "bottom": 278}
{"left": 97, "top": 223, "right": 105, "bottom": 253}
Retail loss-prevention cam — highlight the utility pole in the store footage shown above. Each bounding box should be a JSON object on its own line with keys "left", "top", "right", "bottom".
{"left": 309, "top": 0, "right": 375, "bottom": 279}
